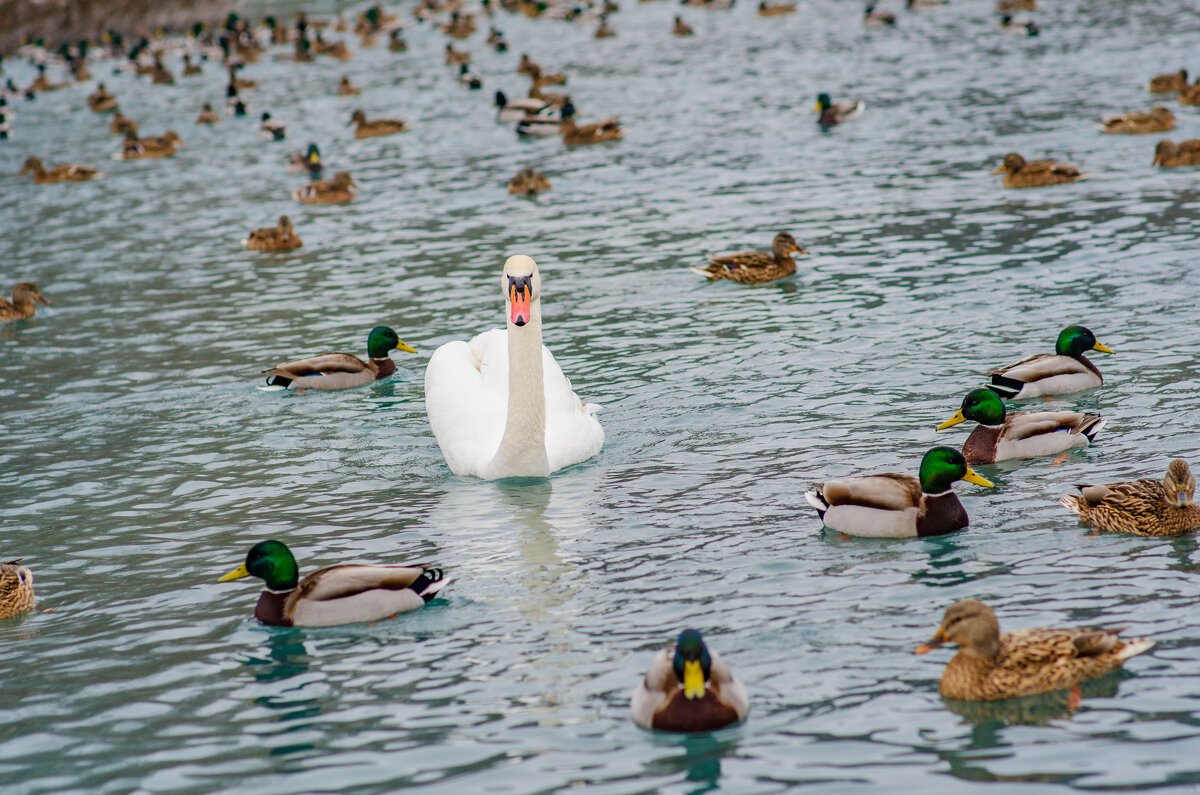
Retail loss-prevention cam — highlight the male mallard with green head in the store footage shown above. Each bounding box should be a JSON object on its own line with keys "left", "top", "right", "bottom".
{"left": 695, "top": 231, "right": 807, "bottom": 284}
{"left": 0, "top": 560, "right": 35, "bottom": 620}
{"left": 915, "top": 599, "right": 1153, "bottom": 701}
{"left": 804, "top": 447, "right": 994, "bottom": 538}
{"left": 292, "top": 170, "right": 356, "bottom": 204}
{"left": 631, "top": 629, "right": 748, "bottom": 732}
{"left": 993, "top": 153, "right": 1087, "bottom": 188}
{"left": 1061, "top": 459, "right": 1200, "bottom": 536}
{"left": 263, "top": 326, "right": 416, "bottom": 390}
{"left": 985, "top": 325, "right": 1114, "bottom": 399}
{"left": 219, "top": 540, "right": 447, "bottom": 627}
{"left": 815, "top": 93, "right": 864, "bottom": 126}
{"left": 0, "top": 282, "right": 50, "bottom": 321}
{"left": 937, "top": 388, "right": 1104, "bottom": 464}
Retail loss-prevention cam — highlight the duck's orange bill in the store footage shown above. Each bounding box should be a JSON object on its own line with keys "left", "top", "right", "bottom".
{"left": 510, "top": 283, "right": 531, "bottom": 326}
{"left": 914, "top": 630, "right": 946, "bottom": 655}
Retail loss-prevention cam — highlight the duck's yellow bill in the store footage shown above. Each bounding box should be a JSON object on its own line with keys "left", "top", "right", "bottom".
{"left": 812, "top": 102, "right": 821, "bottom": 112}
{"left": 683, "top": 660, "right": 705, "bottom": 700}
{"left": 937, "top": 410, "right": 967, "bottom": 431}
{"left": 1093, "top": 342, "right": 1115, "bottom": 354}
{"left": 963, "top": 468, "right": 994, "bottom": 488}
{"left": 991, "top": 164, "right": 1007, "bottom": 175}
{"left": 396, "top": 340, "right": 417, "bottom": 354}
{"left": 218, "top": 563, "right": 250, "bottom": 582}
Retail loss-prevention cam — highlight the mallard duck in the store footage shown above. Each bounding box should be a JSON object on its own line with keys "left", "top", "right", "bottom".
{"left": 985, "top": 325, "right": 1114, "bottom": 399}
{"left": 0, "top": 560, "right": 35, "bottom": 620}
{"left": 508, "top": 167, "right": 551, "bottom": 195}
{"left": 528, "top": 82, "right": 570, "bottom": 108}
{"left": 595, "top": 16, "right": 617, "bottom": 37}
{"left": 118, "top": 130, "right": 182, "bottom": 159}
{"left": 0, "top": 282, "right": 50, "bottom": 321}
{"left": 292, "top": 170, "right": 356, "bottom": 204}
{"left": 218, "top": 540, "right": 447, "bottom": 627}
{"left": 915, "top": 599, "right": 1153, "bottom": 702}
{"left": 87, "top": 83, "right": 117, "bottom": 112}
{"left": 495, "top": 90, "right": 552, "bottom": 122}
{"left": 337, "top": 76, "right": 361, "bottom": 96}
{"left": 389, "top": 30, "right": 408, "bottom": 52}
{"left": 997, "top": 14, "right": 1038, "bottom": 35}
{"left": 997, "top": 0, "right": 1035, "bottom": 10}
{"left": 906, "top": 0, "right": 947, "bottom": 8}
{"left": 864, "top": 4, "right": 896, "bottom": 27}
{"left": 528, "top": 64, "right": 567, "bottom": 87}
{"left": 244, "top": 215, "right": 302, "bottom": 252}
{"left": 631, "top": 630, "right": 749, "bottom": 732}
{"left": 1153, "top": 139, "right": 1200, "bottom": 168}
{"left": 196, "top": 103, "right": 220, "bottom": 124}
{"left": 109, "top": 108, "right": 138, "bottom": 135}
{"left": 815, "top": 93, "right": 864, "bottom": 126}
{"left": 673, "top": 15, "right": 695, "bottom": 35}
{"left": 1097, "top": 106, "right": 1174, "bottom": 135}
{"left": 1146, "top": 69, "right": 1187, "bottom": 93}
{"left": 517, "top": 53, "right": 539, "bottom": 76}
{"left": 561, "top": 116, "right": 623, "bottom": 145}
{"left": 992, "top": 153, "right": 1087, "bottom": 188}
{"left": 259, "top": 112, "right": 286, "bottom": 141}
{"left": 516, "top": 106, "right": 567, "bottom": 138}
{"left": 937, "top": 388, "right": 1104, "bottom": 465}
{"left": 29, "top": 65, "right": 64, "bottom": 92}
{"left": 20, "top": 156, "right": 99, "bottom": 184}
{"left": 758, "top": 1, "right": 796, "bottom": 14}
{"left": 263, "top": 326, "right": 416, "bottom": 390}
{"left": 1180, "top": 82, "right": 1200, "bottom": 106}
{"left": 151, "top": 62, "right": 175, "bottom": 85}
{"left": 458, "top": 63, "right": 483, "bottom": 89}
{"left": 804, "top": 447, "right": 994, "bottom": 538}
{"left": 227, "top": 64, "right": 256, "bottom": 90}
{"left": 445, "top": 43, "right": 471, "bottom": 65}
{"left": 182, "top": 53, "right": 202, "bottom": 76}
{"left": 1061, "top": 459, "right": 1200, "bottom": 536}
{"left": 349, "top": 109, "right": 409, "bottom": 138}
{"left": 694, "top": 231, "right": 806, "bottom": 284}
{"left": 287, "top": 143, "right": 324, "bottom": 176}
{"left": 488, "top": 27, "right": 509, "bottom": 52}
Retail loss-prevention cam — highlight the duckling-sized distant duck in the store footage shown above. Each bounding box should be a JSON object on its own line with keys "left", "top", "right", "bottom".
{"left": 508, "top": 167, "right": 551, "bottom": 195}
{"left": 992, "top": 153, "right": 1087, "bottom": 188}
{"left": 487, "top": 27, "right": 509, "bottom": 52}
{"left": 997, "top": 0, "right": 1035, "bottom": 10}
{"left": 758, "top": 1, "right": 796, "bottom": 14}
{"left": 0, "top": 282, "right": 50, "bottom": 321}
{"left": 906, "top": 0, "right": 947, "bottom": 8}
{"left": 517, "top": 53, "right": 539, "bottom": 76}
{"left": 1097, "top": 106, "right": 1174, "bottom": 135}
{"left": 458, "top": 63, "right": 483, "bottom": 89}
{"left": 445, "top": 43, "right": 471, "bottom": 65}
{"left": 1061, "top": 460, "right": 1200, "bottom": 536}
{"left": 528, "top": 64, "right": 568, "bottom": 87}
{"left": 111, "top": 108, "right": 139, "bottom": 134}
{"left": 87, "top": 83, "right": 117, "bottom": 112}
{"left": 182, "top": 53, "right": 202, "bottom": 76}
{"left": 287, "top": 143, "right": 324, "bottom": 176}
{"left": 0, "top": 560, "right": 35, "bottom": 620}
{"left": 219, "top": 540, "right": 447, "bottom": 627}
{"left": 694, "top": 231, "right": 806, "bottom": 284}
{"left": 29, "top": 65, "right": 64, "bottom": 92}
{"left": 815, "top": 93, "right": 864, "bottom": 126}
{"left": 259, "top": 112, "right": 286, "bottom": 141}
{"left": 595, "top": 15, "right": 616, "bottom": 37}
{"left": 227, "top": 63, "right": 256, "bottom": 90}
{"left": 937, "top": 388, "right": 1104, "bottom": 465}
{"left": 389, "top": 29, "right": 408, "bottom": 52}
{"left": 673, "top": 15, "right": 695, "bottom": 35}
{"left": 561, "top": 116, "right": 623, "bottom": 145}
{"left": 997, "top": 14, "right": 1038, "bottom": 35}
{"left": 263, "top": 325, "right": 416, "bottom": 390}
{"left": 244, "top": 215, "right": 302, "bottom": 252}
{"left": 805, "top": 447, "right": 993, "bottom": 538}
{"left": 985, "top": 325, "right": 1114, "bottom": 399}
{"left": 20, "top": 156, "right": 99, "bottom": 184}
{"left": 864, "top": 4, "right": 896, "bottom": 26}
{"left": 631, "top": 629, "right": 749, "bottom": 733}
{"left": 1153, "top": 139, "right": 1200, "bottom": 168}
{"left": 118, "top": 130, "right": 182, "bottom": 159}
{"left": 196, "top": 103, "right": 220, "bottom": 124}
{"left": 1146, "top": 69, "right": 1187, "bottom": 93}
{"left": 292, "top": 170, "right": 356, "bottom": 204}
{"left": 337, "top": 75, "right": 361, "bottom": 96}
{"left": 349, "top": 109, "right": 409, "bottom": 138}
{"left": 915, "top": 599, "right": 1153, "bottom": 701}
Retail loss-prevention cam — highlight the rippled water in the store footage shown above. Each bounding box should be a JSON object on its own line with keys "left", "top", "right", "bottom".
{"left": 4, "top": 0, "right": 1200, "bottom": 791}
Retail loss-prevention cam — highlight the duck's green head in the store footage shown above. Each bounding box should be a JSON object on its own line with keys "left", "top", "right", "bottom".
{"left": 306, "top": 143, "right": 321, "bottom": 165}
{"left": 1056, "top": 325, "right": 1114, "bottom": 358}
{"left": 938, "top": 388, "right": 1006, "bottom": 430}
{"left": 672, "top": 629, "right": 712, "bottom": 700}
{"left": 367, "top": 326, "right": 417, "bottom": 358}
{"left": 219, "top": 540, "right": 299, "bottom": 590}
{"left": 814, "top": 93, "right": 831, "bottom": 112}
{"left": 919, "top": 446, "right": 994, "bottom": 494}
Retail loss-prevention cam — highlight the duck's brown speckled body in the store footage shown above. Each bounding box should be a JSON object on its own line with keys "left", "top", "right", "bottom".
{"left": 1061, "top": 460, "right": 1200, "bottom": 536}
{"left": 696, "top": 232, "right": 805, "bottom": 284}
{"left": 993, "top": 153, "right": 1087, "bottom": 188}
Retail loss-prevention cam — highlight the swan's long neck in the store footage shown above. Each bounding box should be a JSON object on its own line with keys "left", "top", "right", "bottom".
{"left": 486, "top": 297, "right": 550, "bottom": 478}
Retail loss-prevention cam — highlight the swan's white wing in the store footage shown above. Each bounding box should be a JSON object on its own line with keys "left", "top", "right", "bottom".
{"left": 425, "top": 330, "right": 507, "bottom": 477}
{"left": 542, "top": 346, "right": 604, "bottom": 473}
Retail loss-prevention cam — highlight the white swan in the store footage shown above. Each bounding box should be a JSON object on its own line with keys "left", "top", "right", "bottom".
{"left": 425, "top": 255, "right": 604, "bottom": 479}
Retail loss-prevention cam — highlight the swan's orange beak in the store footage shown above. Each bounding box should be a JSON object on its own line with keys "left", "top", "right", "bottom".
{"left": 508, "top": 276, "right": 532, "bottom": 327}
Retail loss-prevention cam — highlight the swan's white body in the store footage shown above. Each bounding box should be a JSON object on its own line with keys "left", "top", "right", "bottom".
{"left": 425, "top": 256, "right": 604, "bottom": 479}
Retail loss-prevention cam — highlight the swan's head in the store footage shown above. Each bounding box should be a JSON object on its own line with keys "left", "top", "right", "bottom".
{"left": 502, "top": 255, "right": 541, "bottom": 327}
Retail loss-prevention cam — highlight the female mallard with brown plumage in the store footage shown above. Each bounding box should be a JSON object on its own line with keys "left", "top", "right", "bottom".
{"left": 984, "top": 325, "right": 1114, "bottom": 399}
{"left": 993, "top": 153, "right": 1087, "bottom": 188}
{"left": 528, "top": 64, "right": 567, "bottom": 87}
{"left": 631, "top": 630, "right": 748, "bottom": 732}
{"left": 1061, "top": 459, "right": 1200, "bottom": 536}
{"left": 292, "top": 170, "right": 356, "bottom": 204}
{"left": 1146, "top": 69, "right": 1187, "bottom": 93}
{"left": 915, "top": 599, "right": 1153, "bottom": 701}
{"left": 244, "top": 215, "right": 302, "bottom": 252}
{"left": 1180, "top": 82, "right": 1200, "bottom": 106}
{"left": 118, "top": 130, "right": 183, "bottom": 159}
{"left": 758, "top": 1, "right": 796, "bottom": 14}
{"left": 0, "top": 282, "right": 50, "bottom": 321}
{"left": 1153, "top": 139, "right": 1200, "bottom": 168}
{"left": 196, "top": 103, "right": 221, "bottom": 124}
{"left": 337, "top": 76, "right": 361, "bottom": 96}
{"left": 673, "top": 15, "right": 695, "bottom": 35}
{"left": 20, "top": 156, "right": 100, "bottom": 184}
{"left": 937, "top": 388, "right": 1104, "bottom": 464}
{"left": 219, "top": 540, "right": 447, "bottom": 627}
{"left": 694, "top": 231, "right": 806, "bottom": 284}
{"left": 508, "top": 167, "right": 551, "bottom": 195}
{"left": 561, "top": 116, "right": 622, "bottom": 145}
{"left": 349, "top": 109, "right": 409, "bottom": 138}
{"left": 87, "top": 83, "right": 117, "bottom": 112}
{"left": 1097, "top": 106, "right": 1174, "bottom": 135}
{"left": 445, "top": 43, "right": 471, "bottom": 65}
{"left": 110, "top": 109, "right": 138, "bottom": 135}
{"left": 0, "top": 560, "right": 35, "bottom": 620}
{"left": 262, "top": 325, "right": 415, "bottom": 390}
{"left": 805, "top": 447, "right": 994, "bottom": 538}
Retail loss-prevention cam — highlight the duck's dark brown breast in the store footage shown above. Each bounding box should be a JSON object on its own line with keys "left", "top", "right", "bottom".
{"left": 963, "top": 425, "right": 1001, "bottom": 464}
{"left": 652, "top": 690, "right": 740, "bottom": 733}
{"left": 254, "top": 591, "right": 292, "bottom": 626}
{"left": 916, "top": 492, "right": 969, "bottom": 537}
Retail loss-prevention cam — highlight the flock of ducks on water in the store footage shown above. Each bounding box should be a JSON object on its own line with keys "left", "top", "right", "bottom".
{"left": 3, "top": 0, "right": 1200, "bottom": 735}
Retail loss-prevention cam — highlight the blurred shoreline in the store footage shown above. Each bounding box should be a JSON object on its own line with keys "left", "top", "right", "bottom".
{"left": 0, "top": 0, "right": 232, "bottom": 54}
